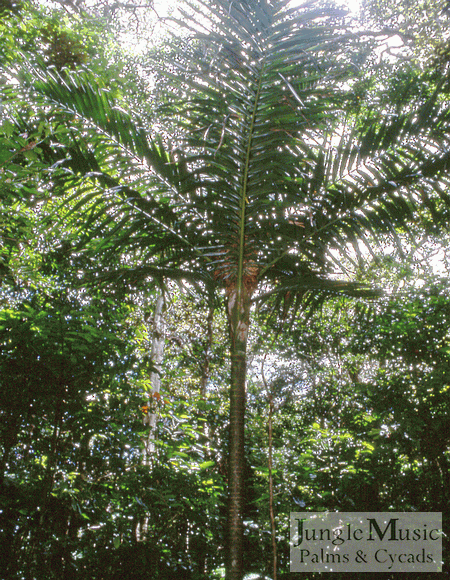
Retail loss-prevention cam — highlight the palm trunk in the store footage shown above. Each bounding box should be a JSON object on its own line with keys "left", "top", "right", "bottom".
{"left": 226, "top": 285, "right": 251, "bottom": 580}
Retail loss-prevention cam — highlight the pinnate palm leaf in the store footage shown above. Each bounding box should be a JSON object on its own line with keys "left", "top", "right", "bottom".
{"left": 19, "top": 0, "right": 450, "bottom": 308}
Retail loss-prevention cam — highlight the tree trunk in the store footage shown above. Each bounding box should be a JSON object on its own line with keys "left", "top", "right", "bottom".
{"left": 226, "top": 285, "right": 251, "bottom": 580}
{"left": 200, "top": 295, "right": 215, "bottom": 397}
{"left": 268, "top": 394, "right": 277, "bottom": 580}
{"left": 143, "top": 293, "right": 165, "bottom": 459}
{"left": 137, "top": 293, "right": 165, "bottom": 542}
{"left": 200, "top": 295, "right": 215, "bottom": 466}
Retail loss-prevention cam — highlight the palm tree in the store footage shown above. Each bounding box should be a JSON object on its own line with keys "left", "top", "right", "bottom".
{"left": 20, "top": 0, "right": 450, "bottom": 577}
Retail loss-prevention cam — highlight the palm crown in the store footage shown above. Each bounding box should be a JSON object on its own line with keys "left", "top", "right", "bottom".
{"left": 30, "top": 1, "right": 450, "bottom": 301}
{"left": 16, "top": 0, "right": 450, "bottom": 577}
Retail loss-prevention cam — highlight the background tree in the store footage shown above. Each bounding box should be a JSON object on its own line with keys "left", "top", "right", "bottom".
{"left": 361, "top": 0, "right": 450, "bottom": 67}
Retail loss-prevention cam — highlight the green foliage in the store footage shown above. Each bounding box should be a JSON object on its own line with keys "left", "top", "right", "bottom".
{"left": 361, "top": 0, "right": 450, "bottom": 68}
{"left": 241, "top": 287, "right": 450, "bottom": 577}
{"left": 0, "top": 283, "right": 227, "bottom": 578}
{"left": 1, "top": 0, "right": 450, "bottom": 578}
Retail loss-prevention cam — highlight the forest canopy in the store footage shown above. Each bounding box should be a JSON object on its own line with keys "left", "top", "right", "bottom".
{"left": 1, "top": 1, "right": 450, "bottom": 579}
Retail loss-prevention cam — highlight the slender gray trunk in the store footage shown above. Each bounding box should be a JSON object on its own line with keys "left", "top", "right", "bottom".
{"left": 200, "top": 297, "right": 215, "bottom": 396}
{"left": 143, "top": 293, "right": 165, "bottom": 458}
{"left": 137, "top": 293, "right": 165, "bottom": 543}
{"left": 268, "top": 394, "right": 277, "bottom": 580}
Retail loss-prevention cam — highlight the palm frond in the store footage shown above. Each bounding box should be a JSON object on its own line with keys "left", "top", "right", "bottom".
{"left": 15, "top": 0, "right": 450, "bottom": 303}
